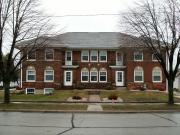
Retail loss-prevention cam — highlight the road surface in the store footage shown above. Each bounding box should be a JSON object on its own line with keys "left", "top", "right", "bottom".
{"left": 0, "top": 112, "right": 180, "bottom": 135}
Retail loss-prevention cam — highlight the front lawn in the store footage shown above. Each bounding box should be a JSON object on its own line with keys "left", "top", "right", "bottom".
{"left": 103, "top": 104, "right": 180, "bottom": 111}
{"left": 100, "top": 90, "right": 180, "bottom": 102}
{"left": 0, "top": 90, "right": 89, "bottom": 102}
{"left": 0, "top": 103, "right": 87, "bottom": 110}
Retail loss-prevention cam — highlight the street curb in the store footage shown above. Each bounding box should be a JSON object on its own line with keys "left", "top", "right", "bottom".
{"left": 1, "top": 109, "right": 180, "bottom": 113}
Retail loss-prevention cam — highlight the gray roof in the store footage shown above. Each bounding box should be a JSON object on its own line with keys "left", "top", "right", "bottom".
{"left": 16, "top": 32, "right": 144, "bottom": 49}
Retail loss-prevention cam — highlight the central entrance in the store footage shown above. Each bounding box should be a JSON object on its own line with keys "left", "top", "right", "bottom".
{"left": 116, "top": 71, "right": 124, "bottom": 86}
{"left": 64, "top": 71, "right": 73, "bottom": 86}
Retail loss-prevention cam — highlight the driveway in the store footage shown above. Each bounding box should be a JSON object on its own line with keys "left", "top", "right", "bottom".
{"left": 0, "top": 112, "right": 180, "bottom": 135}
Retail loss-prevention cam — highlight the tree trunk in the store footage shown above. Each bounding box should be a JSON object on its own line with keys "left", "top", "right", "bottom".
{"left": 168, "top": 79, "right": 174, "bottom": 105}
{"left": 4, "top": 81, "right": 10, "bottom": 104}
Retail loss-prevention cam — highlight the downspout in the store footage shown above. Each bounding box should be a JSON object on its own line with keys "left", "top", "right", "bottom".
{"left": 20, "top": 52, "right": 23, "bottom": 88}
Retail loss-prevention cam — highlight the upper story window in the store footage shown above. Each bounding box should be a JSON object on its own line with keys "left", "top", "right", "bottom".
{"left": 134, "top": 66, "right": 144, "bottom": 82}
{"left": 44, "top": 66, "right": 54, "bottom": 82}
{"left": 90, "top": 50, "right": 98, "bottom": 62}
{"left": 65, "top": 51, "right": 72, "bottom": 65}
{"left": 99, "top": 50, "right": 107, "bottom": 62}
{"left": 45, "top": 49, "right": 54, "bottom": 60}
{"left": 26, "top": 66, "right": 36, "bottom": 82}
{"left": 81, "top": 50, "right": 89, "bottom": 62}
{"left": 134, "top": 51, "right": 143, "bottom": 61}
{"left": 81, "top": 68, "right": 89, "bottom": 82}
{"left": 152, "top": 67, "right": 162, "bottom": 82}
{"left": 27, "top": 51, "right": 36, "bottom": 60}
{"left": 99, "top": 68, "right": 107, "bottom": 82}
{"left": 152, "top": 53, "right": 158, "bottom": 61}
{"left": 90, "top": 68, "right": 98, "bottom": 82}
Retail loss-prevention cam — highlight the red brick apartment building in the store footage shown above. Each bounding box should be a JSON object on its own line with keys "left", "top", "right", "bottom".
{"left": 17, "top": 32, "right": 166, "bottom": 94}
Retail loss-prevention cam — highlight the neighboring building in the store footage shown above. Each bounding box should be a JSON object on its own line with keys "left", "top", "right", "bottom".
{"left": 174, "top": 70, "right": 180, "bottom": 90}
{"left": 16, "top": 32, "right": 166, "bottom": 94}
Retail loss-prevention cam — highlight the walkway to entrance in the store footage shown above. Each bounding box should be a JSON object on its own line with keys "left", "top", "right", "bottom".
{"left": 87, "top": 93, "right": 103, "bottom": 111}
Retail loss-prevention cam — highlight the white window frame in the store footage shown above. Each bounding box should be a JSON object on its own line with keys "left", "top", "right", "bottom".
{"left": 81, "top": 69, "right": 89, "bottom": 83}
{"left": 44, "top": 88, "right": 54, "bottom": 95}
{"left": 90, "top": 69, "right": 98, "bottom": 82}
{"left": 81, "top": 50, "right": 89, "bottom": 62}
{"left": 134, "top": 51, "right": 143, "bottom": 61}
{"left": 44, "top": 70, "right": 54, "bottom": 82}
{"left": 134, "top": 67, "right": 144, "bottom": 83}
{"left": 99, "top": 50, "right": 107, "bottom": 62}
{"left": 26, "top": 70, "right": 36, "bottom": 82}
{"left": 90, "top": 50, "right": 98, "bottom": 62}
{"left": 45, "top": 49, "right": 54, "bottom": 60}
{"left": 26, "top": 88, "right": 35, "bottom": 94}
{"left": 152, "top": 53, "right": 158, "bottom": 62}
{"left": 99, "top": 70, "right": 107, "bottom": 82}
{"left": 27, "top": 51, "right": 36, "bottom": 61}
{"left": 152, "top": 67, "right": 162, "bottom": 83}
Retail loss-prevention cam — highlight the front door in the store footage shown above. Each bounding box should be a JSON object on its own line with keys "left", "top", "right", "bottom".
{"left": 64, "top": 71, "right": 73, "bottom": 86}
{"left": 116, "top": 71, "right": 124, "bottom": 86}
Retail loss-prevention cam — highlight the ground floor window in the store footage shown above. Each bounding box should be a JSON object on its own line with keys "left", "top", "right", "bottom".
{"left": 152, "top": 67, "right": 162, "bottom": 82}
{"left": 99, "top": 68, "right": 107, "bottom": 82}
{"left": 44, "top": 88, "right": 54, "bottom": 95}
{"left": 134, "top": 66, "right": 144, "bottom": 82}
{"left": 81, "top": 68, "right": 89, "bottom": 82}
{"left": 26, "top": 88, "right": 35, "bottom": 94}
{"left": 90, "top": 68, "right": 98, "bottom": 82}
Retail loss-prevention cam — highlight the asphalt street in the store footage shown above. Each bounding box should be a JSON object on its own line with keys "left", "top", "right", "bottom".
{"left": 0, "top": 112, "right": 180, "bottom": 135}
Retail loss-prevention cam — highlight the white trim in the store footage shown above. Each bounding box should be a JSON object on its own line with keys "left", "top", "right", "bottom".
{"left": 45, "top": 49, "right": 54, "bottom": 61}
{"left": 152, "top": 54, "right": 158, "bottom": 62}
{"left": 90, "top": 50, "right": 98, "bottom": 62}
{"left": 90, "top": 70, "right": 98, "bottom": 82}
{"left": 44, "top": 70, "right": 54, "bottom": 82}
{"left": 65, "top": 51, "right": 72, "bottom": 65}
{"left": 44, "top": 88, "right": 54, "bottom": 95}
{"left": 64, "top": 70, "right": 73, "bottom": 86}
{"left": 81, "top": 70, "right": 89, "bottom": 83}
{"left": 99, "top": 70, "right": 107, "bottom": 83}
{"left": 81, "top": 50, "right": 89, "bottom": 62}
{"left": 26, "top": 88, "right": 35, "bottom": 94}
{"left": 134, "top": 67, "right": 144, "bottom": 83}
{"left": 26, "top": 70, "right": 36, "bottom": 82}
{"left": 99, "top": 50, "right": 107, "bottom": 62}
{"left": 116, "top": 71, "right": 124, "bottom": 86}
{"left": 152, "top": 67, "right": 162, "bottom": 83}
{"left": 116, "top": 51, "right": 123, "bottom": 65}
{"left": 134, "top": 51, "right": 143, "bottom": 61}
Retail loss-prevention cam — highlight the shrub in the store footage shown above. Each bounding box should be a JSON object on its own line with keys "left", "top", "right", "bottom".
{"left": 72, "top": 95, "right": 82, "bottom": 100}
{"left": 108, "top": 93, "right": 118, "bottom": 100}
{"left": 105, "top": 85, "right": 114, "bottom": 90}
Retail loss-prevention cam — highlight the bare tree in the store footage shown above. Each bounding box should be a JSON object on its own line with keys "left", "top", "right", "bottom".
{"left": 0, "top": 0, "right": 52, "bottom": 104}
{"left": 123, "top": 0, "right": 180, "bottom": 104}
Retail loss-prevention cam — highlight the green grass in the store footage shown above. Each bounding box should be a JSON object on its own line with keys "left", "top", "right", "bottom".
{"left": 0, "top": 90, "right": 88, "bottom": 102}
{"left": 103, "top": 104, "right": 180, "bottom": 111}
{"left": 100, "top": 90, "right": 180, "bottom": 102}
{"left": 0, "top": 103, "right": 87, "bottom": 110}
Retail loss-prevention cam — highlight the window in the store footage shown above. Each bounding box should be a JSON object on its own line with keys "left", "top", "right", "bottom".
{"left": 81, "top": 50, "right": 89, "bottom": 62}
{"left": 99, "top": 50, "right": 107, "bottom": 62}
{"left": 26, "top": 66, "right": 36, "bottom": 82}
{"left": 152, "top": 67, "right": 162, "bottom": 82}
{"left": 44, "top": 88, "right": 54, "bottom": 95}
{"left": 134, "top": 51, "right": 143, "bottom": 61}
{"left": 152, "top": 53, "right": 158, "bottom": 61}
{"left": 90, "top": 50, "right": 98, "bottom": 62}
{"left": 27, "top": 51, "right": 36, "bottom": 60}
{"left": 81, "top": 68, "right": 89, "bottom": 82}
{"left": 134, "top": 66, "right": 144, "bottom": 82}
{"left": 66, "top": 51, "right": 72, "bottom": 61}
{"left": 45, "top": 49, "right": 54, "bottom": 60}
{"left": 44, "top": 66, "right": 54, "bottom": 82}
{"left": 90, "top": 68, "right": 98, "bottom": 82}
{"left": 99, "top": 68, "right": 107, "bottom": 82}
{"left": 26, "top": 88, "right": 35, "bottom": 94}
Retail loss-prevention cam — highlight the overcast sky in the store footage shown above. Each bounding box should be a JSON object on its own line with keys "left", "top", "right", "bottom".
{"left": 40, "top": 0, "right": 141, "bottom": 32}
